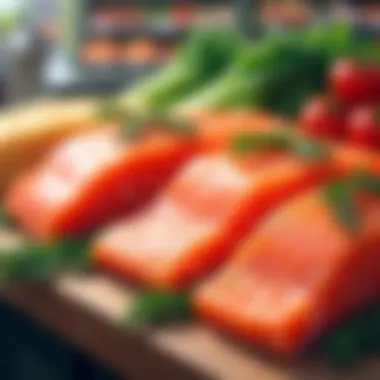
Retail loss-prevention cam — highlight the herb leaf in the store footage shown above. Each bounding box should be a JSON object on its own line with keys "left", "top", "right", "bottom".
{"left": 323, "top": 323, "right": 362, "bottom": 368}
{"left": 233, "top": 131, "right": 329, "bottom": 161}
{"left": 324, "top": 171, "right": 380, "bottom": 233}
{"left": 0, "top": 239, "right": 90, "bottom": 284}
{"left": 233, "top": 132, "right": 290, "bottom": 155}
{"left": 324, "top": 177, "right": 360, "bottom": 233}
{"left": 321, "top": 304, "right": 380, "bottom": 368}
{"left": 127, "top": 290, "right": 192, "bottom": 326}
{"left": 289, "top": 135, "right": 329, "bottom": 161}
{"left": 355, "top": 170, "right": 380, "bottom": 196}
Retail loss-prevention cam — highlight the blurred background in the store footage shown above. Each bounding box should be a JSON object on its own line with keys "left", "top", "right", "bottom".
{"left": 0, "top": 0, "right": 379, "bottom": 105}
{"left": 1, "top": 0, "right": 380, "bottom": 379}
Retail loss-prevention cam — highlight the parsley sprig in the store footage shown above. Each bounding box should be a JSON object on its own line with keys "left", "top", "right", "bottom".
{"left": 324, "top": 171, "right": 380, "bottom": 233}
{"left": 96, "top": 99, "right": 196, "bottom": 140}
{"left": 126, "top": 290, "right": 192, "bottom": 326}
{"left": 321, "top": 303, "right": 380, "bottom": 368}
{"left": 232, "top": 131, "right": 329, "bottom": 161}
{"left": 0, "top": 239, "right": 90, "bottom": 284}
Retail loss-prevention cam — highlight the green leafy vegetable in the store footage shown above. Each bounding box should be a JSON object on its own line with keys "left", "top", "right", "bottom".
{"left": 174, "top": 31, "right": 324, "bottom": 115}
{"left": 174, "top": 23, "right": 372, "bottom": 116}
{"left": 324, "top": 171, "right": 380, "bottom": 233}
{"left": 233, "top": 132, "right": 289, "bottom": 154}
{"left": 232, "top": 131, "right": 329, "bottom": 161}
{"left": 119, "top": 28, "right": 245, "bottom": 114}
{"left": 355, "top": 171, "right": 380, "bottom": 196}
{"left": 324, "top": 177, "right": 360, "bottom": 234}
{"left": 323, "top": 324, "right": 361, "bottom": 368}
{"left": 0, "top": 239, "right": 90, "bottom": 284}
{"left": 322, "top": 304, "right": 380, "bottom": 368}
{"left": 289, "top": 135, "right": 329, "bottom": 161}
{"left": 127, "top": 290, "right": 192, "bottom": 326}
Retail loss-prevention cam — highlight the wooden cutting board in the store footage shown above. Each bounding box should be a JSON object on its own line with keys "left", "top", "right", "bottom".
{"left": 1, "top": 230, "right": 380, "bottom": 380}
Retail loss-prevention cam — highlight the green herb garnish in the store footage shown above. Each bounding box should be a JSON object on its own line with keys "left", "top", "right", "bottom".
{"left": 324, "top": 171, "right": 380, "bottom": 233}
{"left": 121, "top": 113, "right": 196, "bottom": 140}
{"left": 233, "top": 131, "right": 329, "bottom": 161}
{"left": 233, "top": 132, "right": 289, "bottom": 155}
{"left": 323, "top": 326, "right": 361, "bottom": 368}
{"left": 290, "top": 135, "right": 329, "bottom": 161}
{"left": 321, "top": 304, "right": 380, "bottom": 368}
{"left": 0, "top": 239, "right": 90, "bottom": 284}
{"left": 120, "top": 28, "right": 244, "bottom": 113}
{"left": 324, "top": 177, "right": 360, "bottom": 234}
{"left": 127, "top": 290, "right": 192, "bottom": 326}
{"left": 355, "top": 171, "right": 380, "bottom": 196}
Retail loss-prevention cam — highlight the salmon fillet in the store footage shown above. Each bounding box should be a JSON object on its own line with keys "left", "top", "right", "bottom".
{"left": 4, "top": 112, "right": 276, "bottom": 239}
{"left": 194, "top": 188, "right": 380, "bottom": 355}
{"left": 93, "top": 152, "right": 333, "bottom": 289}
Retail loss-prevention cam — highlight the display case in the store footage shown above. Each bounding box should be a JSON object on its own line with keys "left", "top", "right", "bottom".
{"left": 44, "top": 0, "right": 380, "bottom": 96}
{"left": 44, "top": 0, "right": 236, "bottom": 95}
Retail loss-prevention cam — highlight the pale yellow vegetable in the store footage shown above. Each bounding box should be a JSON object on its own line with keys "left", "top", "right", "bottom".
{"left": 0, "top": 98, "right": 99, "bottom": 197}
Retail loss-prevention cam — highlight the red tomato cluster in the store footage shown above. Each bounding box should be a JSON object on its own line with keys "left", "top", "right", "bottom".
{"left": 299, "top": 58, "right": 380, "bottom": 149}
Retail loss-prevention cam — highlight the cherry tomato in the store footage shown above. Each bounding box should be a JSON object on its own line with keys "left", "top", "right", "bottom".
{"left": 299, "top": 97, "right": 346, "bottom": 139}
{"left": 330, "top": 58, "right": 380, "bottom": 106}
{"left": 347, "top": 106, "right": 380, "bottom": 149}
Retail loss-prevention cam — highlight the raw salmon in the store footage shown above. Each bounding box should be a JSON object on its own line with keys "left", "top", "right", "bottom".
{"left": 196, "top": 110, "right": 280, "bottom": 151}
{"left": 194, "top": 188, "right": 380, "bottom": 355}
{"left": 93, "top": 151, "right": 334, "bottom": 289}
{"left": 5, "top": 128, "right": 196, "bottom": 238}
{"left": 0, "top": 98, "right": 98, "bottom": 196}
{"left": 4, "top": 112, "right": 275, "bottom": 239}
